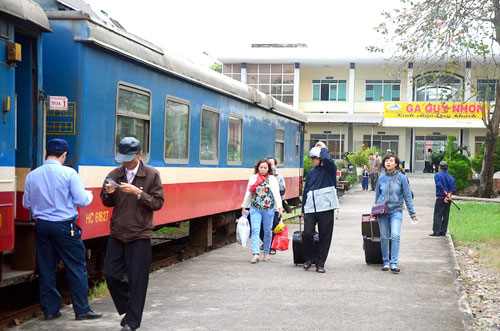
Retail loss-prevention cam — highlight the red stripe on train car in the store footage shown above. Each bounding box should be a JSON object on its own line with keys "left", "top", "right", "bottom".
{"left": 0, "top": 192, "right": 15, "bottom": 252}
{"left": 78, "top": 177, "right": 301, "bottom": 240}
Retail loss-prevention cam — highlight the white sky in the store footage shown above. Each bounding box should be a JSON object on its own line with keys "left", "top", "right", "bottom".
{"left": 83, "top": 0, "right": 402, "bottom": 66}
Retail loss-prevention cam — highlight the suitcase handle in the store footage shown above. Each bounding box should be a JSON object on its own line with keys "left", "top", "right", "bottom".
{"left": 299, "top": 214, "right": 302, "bottom": 233}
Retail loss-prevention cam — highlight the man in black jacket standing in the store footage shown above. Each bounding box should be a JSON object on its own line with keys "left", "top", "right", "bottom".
{"left": 101, "top": 137, "right": 164, "bottom": 331}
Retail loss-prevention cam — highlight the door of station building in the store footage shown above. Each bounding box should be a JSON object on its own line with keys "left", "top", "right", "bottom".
{"left": 414, "top": 135, "right": 447, "bottom": 172}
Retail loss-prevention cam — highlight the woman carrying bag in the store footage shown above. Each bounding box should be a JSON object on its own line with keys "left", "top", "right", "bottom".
{"left": 374, "top": 154, "right": 417, "bottom": 273}
{"left": 242, "top": 159, "right": 283, "bottom": 264}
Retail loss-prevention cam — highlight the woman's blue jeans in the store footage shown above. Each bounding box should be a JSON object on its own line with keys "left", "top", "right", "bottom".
{"left": 378, "top": 209, "right": 403, "bottom": 266}
{"left": 249, "top": 207, "right": 274, "bottom": 255}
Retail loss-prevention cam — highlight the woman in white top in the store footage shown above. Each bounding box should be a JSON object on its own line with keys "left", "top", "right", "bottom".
{"left": 241, "top": 158, "right": 283, "bottom": 263}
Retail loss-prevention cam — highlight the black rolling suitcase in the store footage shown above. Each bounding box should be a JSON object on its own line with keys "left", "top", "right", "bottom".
{"left": 361, "top": 214, "right": 390, "bottom": 265}
{"left": 293, "top": 215, "right": 319, "bottom": 265}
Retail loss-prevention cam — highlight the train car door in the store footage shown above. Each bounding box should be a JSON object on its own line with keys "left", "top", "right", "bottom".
{"left": 15, "top": 31, "right": 43, "bottom": 222}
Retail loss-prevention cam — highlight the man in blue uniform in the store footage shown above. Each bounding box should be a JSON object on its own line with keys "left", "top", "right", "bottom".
{"left": 430, "top": 161, "right": 456, "bottom": 236}
{"left": 22, "top": 139, "right": 102, "bottom": 320}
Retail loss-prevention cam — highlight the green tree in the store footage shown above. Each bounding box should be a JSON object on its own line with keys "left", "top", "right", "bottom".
{"left": 210, "top": 62, "right": 222, "bottom": 73}
{"left": 370, "top": 0, "right": 500, "bottom": 197}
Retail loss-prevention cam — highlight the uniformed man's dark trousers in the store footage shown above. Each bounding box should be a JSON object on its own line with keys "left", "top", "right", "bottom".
{"left": 104, "top": 237, "right": 151, "bottom": 329}
{"left": 432, "top": 198, "right": 451, "bottom": 235}
{"left": 303, "top": 210, "right": 335, "bottom": 268}
{"left": 35, "top": 219, "right": 90, "bottom": 316}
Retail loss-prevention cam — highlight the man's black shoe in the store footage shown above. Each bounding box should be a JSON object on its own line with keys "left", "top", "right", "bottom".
{"left": 429, "top": 233, "right": 440, "bottom": 237}
{"left": 75, "top": 309, "right": 102, "bottom": 320}
{"left": 316, "top": 267, "right": 326, "bottom": 273}
{"left": 44, "top": 311, "right": 62, "bottom": 320}
{"left": 303, "top": 260, "right": 312, "bottom": 270}
{"left": 122, "top": 324, "right": 136, "bottom": 331}
{"left": 391, "top": 266, "right": 401, "bottom": 274}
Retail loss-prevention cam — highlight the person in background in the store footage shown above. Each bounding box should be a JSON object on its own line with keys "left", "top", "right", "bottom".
{"left": 101, "top": 137, "right": 165, "bottom": 331}
{"left": 22, "top": 139, "right": 102, "bottom": 321}
{"left": 362, "top": 164, "right": 370, "bottom": 191}
{"left": 302, "top": 141, "right": 339, "bottom": 273}
{"left": 242, "top": 158, "right": 283, "bottom": 263}
{"left": 430, "top": 161, "right": 456, "bottom": 237}
{"left": 424, "top": 148, "right": 432, "bottom": 173}
{"left": 375, "top": 154, "right": 417, "bottom": 274}
{"left": 369, "top": 153, "right": 381, "bottom": 191}
{"left": 259, "top": 156, "right": 286, "bottom": 255}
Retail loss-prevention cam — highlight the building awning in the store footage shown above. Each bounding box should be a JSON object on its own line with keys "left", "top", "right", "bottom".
{"left": 307, "top": 114, "right": 383, "bottom": 125}
{"left": 0, "top": 0, "right": 51, "bottom": 32}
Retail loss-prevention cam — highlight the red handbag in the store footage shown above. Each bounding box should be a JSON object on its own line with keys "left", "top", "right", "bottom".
{"left": 271, "top": 226, "right": 290, "bottom": 251}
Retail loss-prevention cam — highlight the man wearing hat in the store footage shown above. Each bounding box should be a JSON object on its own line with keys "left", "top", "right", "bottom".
{"left": 430, "top": 161, "right": 456, "bottom": 236}
{"left": 301, "top": 141, "right": 339, "bottom": 273}
{"left": 101, "top": 137, "right": 164, "bottom": 331}
{"left": 22, "top": 139, "right": 102, "bottom": 320}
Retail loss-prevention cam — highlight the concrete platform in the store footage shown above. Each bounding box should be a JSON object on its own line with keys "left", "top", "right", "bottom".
{"left": 15, "top": 176, "right": 470, "bottom": 330}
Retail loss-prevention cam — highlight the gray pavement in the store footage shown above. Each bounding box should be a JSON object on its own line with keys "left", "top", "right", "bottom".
{"left": 16, "top": 176, "right": 469, "bottom": 331}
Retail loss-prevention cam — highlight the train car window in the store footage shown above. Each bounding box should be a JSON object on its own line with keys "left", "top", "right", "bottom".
{"left": 164, "top": 96, "right": 190, "bottom": 164}
{"left": 115, "top": 83, "right": 151, "bottom": 162}
{"left": 0, "top": 18, "right": 8, "bottom": 39}
{"left": 275, "top": 127, "right": 285, "bottom": 165}
{"left": 227, "top": 114, "right": 242, "bottom": 165}
{"left": 200, "top": 106, "right": 220, "bottom": 165}
{"left": 296, "top": 132, "right": 300, "bottom": 158}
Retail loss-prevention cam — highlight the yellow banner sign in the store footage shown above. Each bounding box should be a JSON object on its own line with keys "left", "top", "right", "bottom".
{"left": 384, "top": 102, "right": 486, "bottom": 119}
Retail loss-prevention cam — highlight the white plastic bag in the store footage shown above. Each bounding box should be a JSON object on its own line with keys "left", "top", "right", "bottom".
{"left": 236, "top": 215, "right": 250, "bottom": 247}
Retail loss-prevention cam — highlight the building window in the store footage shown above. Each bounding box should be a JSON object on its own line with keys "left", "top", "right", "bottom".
{"left": 275, "top": 127, "right": 285, "bottom": 165}
{"left": 296, "top": 132, "right": 300, "bottom": 158}
{"left": 309, "top": 134, "right": 345, "bottom": 159}
{"left": 363, "top": 135, "right": 399, "bottom": 156}
{"left": 415, "top": 74, "right": 462, "bottom": 102}
{"left": 222, "top": 63, "right": 241, "bottom": 81}
{"left": 477, "top": 79, "right": 498, "bottom": 102}
{"left": 164, "top": 96, "right": 190, "bottom": 164}
{"left": 474, "top": 136, "right": 485, "bottom": 154}
{"left": 312, "top": 80, "right": 347, "bottom": 101}
{"left": 365, "top": 80, "right": 400, "bottom": 101}
{"left": 227, "top": 114, "right": 242, "bottom": 165}
{"left": 247, "top": 63, "right": 294, "bottom": 105}
{"left": 200, "top": 106, "right": 220, "bottom": 164}
{"left": 115, "top": 83, "right": 151, "bottom": 161}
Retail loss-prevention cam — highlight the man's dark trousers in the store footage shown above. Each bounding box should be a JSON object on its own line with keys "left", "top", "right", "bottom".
{"left": 104, "top": 237, "right": 151, "bottom": 329}
{"left": 432, "top": 199, "right": 451, "bottom": 235}
{"left": 35, "top": 219, "right": 90, "bottom": 316}
{"left": 303, "top": 210, "right": 334, "bottom": 268}
{"left": 370, "top": 173, "right": 378, "bottom": 191}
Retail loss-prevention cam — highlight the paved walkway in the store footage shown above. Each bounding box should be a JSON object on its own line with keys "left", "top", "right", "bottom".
{"left": 16, "top": 176, "right": 469, "bottom": 330}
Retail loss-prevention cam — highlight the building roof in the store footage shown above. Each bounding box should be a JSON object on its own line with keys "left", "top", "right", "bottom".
{"left": 0, "top": 0, "right": 51, "bottom": 32}
{"left": 307, "top": 114, "right": 383, "bottom": 125}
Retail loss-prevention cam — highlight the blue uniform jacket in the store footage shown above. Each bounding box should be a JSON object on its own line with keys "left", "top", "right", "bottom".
{"left": 302, "top": 148, "right": 339, "bottom": 214}
{"left": 434, "top": 170, "right": 456, "bottom": 198}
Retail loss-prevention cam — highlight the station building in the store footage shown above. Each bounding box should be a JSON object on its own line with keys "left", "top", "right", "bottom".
{"left": 218, "top": 45, "right": 492, "bottom": 172}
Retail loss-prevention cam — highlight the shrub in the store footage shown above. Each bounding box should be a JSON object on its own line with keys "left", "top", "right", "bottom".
{"left": 347, "top": 146, "right": 379, "bottom": 168}
{"left": 346, "top": 173, "right": 358, "bottom": 188}
{"left": 472, "top": 136, "right": 500, "bottom": 174}
{"left": 447, "top": 159, "right": 471, "bottom": 192}
{"left": 471, "top": 153, "right": 483, "bottom": 174}
{"left": 303, "top": 156, "right": 313, "bottom": 178}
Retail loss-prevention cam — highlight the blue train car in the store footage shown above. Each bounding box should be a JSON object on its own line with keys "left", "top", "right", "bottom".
{"left": 32, "top": 0, "right": 306, "bottom": 241}
{"left": 3, "top": 0, "right": 305, "bottom": 286}
{"left": 0, "top": 0, "right": 50, "bottom": 286}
